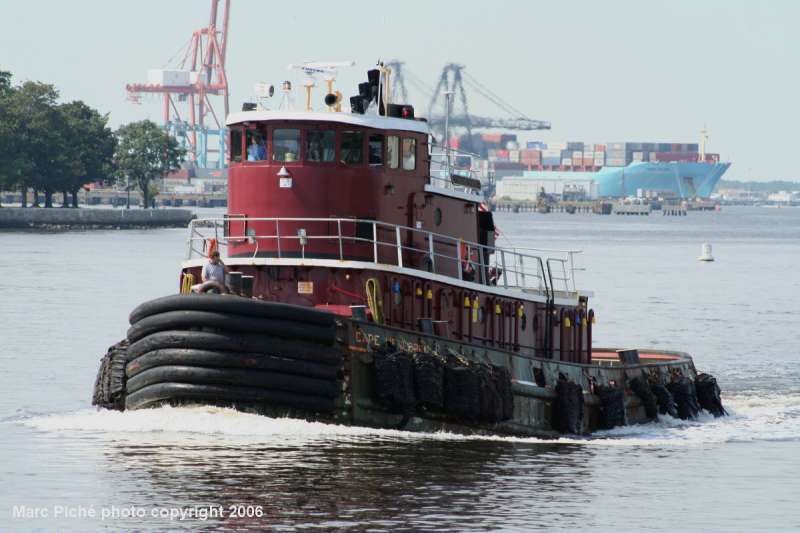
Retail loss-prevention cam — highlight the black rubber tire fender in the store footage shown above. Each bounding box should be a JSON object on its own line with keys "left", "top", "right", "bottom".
{"left": 126, "top": 330, "right": 342, "bottom": 365}
{"left": 91, "top": 340, "right": 128, "bottom": 411}
{"left": 129, "top": 294, "right": 335, "bottom": 327}
{"left": 628, "top": 377, "right": 658, "bottom": 420}
{"left": 125, "top": 382, "right": 337, "bottom": 412}
{"left": 127, "top": 309, "right": 336, "bottom": 345}
{"left": 125, "top": 365, "right": 340, "bottom": 398}
{"left": 126, "top": 348, "right": 340, "bottom": 381}
{"left": 595, "top": 385, "right": 626, "bottom": 429}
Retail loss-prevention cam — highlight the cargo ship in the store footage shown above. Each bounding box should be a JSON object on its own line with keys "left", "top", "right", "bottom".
{"left": 464, "top": 134, "right": 730, "bottom": 200}
{"left": 92, "top": 64, "right": 726, "bottom": 436}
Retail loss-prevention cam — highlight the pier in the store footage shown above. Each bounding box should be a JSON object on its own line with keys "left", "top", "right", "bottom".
{"left": 0, "top": 207, "right": 195, "bottom": 229}
{"left": 489, "top": 198, "right": 700, "bottom": 217}
{"left": 491, "top": 199, "right": 614, "bottom": 214}
{"left": 1, "top": 190, "right": 227, "bottom": 209}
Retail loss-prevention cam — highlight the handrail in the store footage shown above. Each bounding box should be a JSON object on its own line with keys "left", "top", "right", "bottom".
{"left": 185, "top": 216, "right": 582, "bottom": 296}
{"left": 428, "top": 146, "right": 484, "bottom": 196}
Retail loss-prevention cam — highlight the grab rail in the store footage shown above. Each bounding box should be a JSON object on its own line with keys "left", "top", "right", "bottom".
{"left": 186, "top": 217, "right": 582, "bottom": 297}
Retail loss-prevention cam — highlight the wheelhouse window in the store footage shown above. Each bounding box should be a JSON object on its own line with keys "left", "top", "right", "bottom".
{"left": 368, "top": 134, "right": 384, "bottom": 165}
{"left": 273, "top": 128, "right": 300, "bottom": 162}
{"left": 402, "top": 137, "right": 416, "bottom": 170}
{"left": 387, "top": 135, "right": 399, "bottom": 169}
{"left": 230, "top": 127, "right": 243, "bottom": 164}
{"left": 341, "top": 131, "right": 363, "bottom": 165}
{"left": 306, "top": 130, "right": 335, "bottom": 162}
{"left": 245, "top": 127, "right": 266, "bottom": 161}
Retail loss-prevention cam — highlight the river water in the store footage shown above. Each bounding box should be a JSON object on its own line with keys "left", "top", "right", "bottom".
{"left": 1, "top": 206, "right": 798, "bottom": 532}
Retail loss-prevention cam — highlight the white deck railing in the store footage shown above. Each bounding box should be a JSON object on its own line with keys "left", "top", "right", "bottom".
{"left": 187, "top": 217, "right": 581, "bottom": 297}
{"left": 428, "top": 148, "right": 485, "bottom": 197}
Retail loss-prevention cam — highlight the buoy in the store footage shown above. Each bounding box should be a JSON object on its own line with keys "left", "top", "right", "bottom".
{"left": 698, "top": 243, "right": 714, "bottom": 262}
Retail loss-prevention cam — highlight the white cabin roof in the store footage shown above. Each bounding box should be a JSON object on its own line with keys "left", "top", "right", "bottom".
{"left": 226, "top": 110, "right": 430, "bottom": 135}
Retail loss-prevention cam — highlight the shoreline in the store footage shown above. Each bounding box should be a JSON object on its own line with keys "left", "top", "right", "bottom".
{"left": 0, "top": 207, "right": 195, "bottom": 229}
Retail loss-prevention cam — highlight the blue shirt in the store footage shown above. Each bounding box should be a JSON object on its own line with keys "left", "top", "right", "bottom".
{"left": 248, "top": 143, "right": 266, "bottom": 161}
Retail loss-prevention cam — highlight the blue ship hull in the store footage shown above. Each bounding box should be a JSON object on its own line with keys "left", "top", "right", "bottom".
{"left": 593, "top": 161, "right": 730, "bottom": 198}
{"left": 519, "top": 161, "right": 729, "bottom": 199}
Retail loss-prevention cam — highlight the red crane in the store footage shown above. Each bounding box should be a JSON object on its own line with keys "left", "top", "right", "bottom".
{"left": 126, "top": 0, "right": 230, "bottom": 169}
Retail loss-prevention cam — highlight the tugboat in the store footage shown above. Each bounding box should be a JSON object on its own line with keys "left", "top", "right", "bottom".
{"left": 93, "top": 64, "right": 725, "bottom": 436}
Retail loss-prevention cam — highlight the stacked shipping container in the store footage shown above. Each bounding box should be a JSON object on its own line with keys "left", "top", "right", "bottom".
{"left": 476, "top": 133, "right": 713, "bottom": 170}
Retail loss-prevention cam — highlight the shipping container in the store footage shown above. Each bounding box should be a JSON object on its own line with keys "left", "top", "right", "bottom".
{"left": 542, "top": 157, "right": 560, "bottom": 166}
{"left": 526, "top": 141, "right": 546, "bottom": 150}
{"left": 500, "top": 134, "right": 518, "bottom": 147}
{"left": 567, "top": 142, "right": 584, "bottom": 151}
{"left": 543, "top": 149, "right": 561, "bottom": 158}
{"left": 482, "top": 133, "right": 502, "bottom": 144}
{"left": 497, "top": 149, "right": 509, "bottom": 159}
{"left": 562, "top": 158, "right": 573, "bottom": 166}
{"left": 607, "top": 142, "right": 625, "bottom": 150}
{"left": 508, "top": 150, "right": 520, "bottom": 162}
{"left": 606, "top": 158, "right": 626, "bottom": 167}
{"left": 654, "top": 152, "right": 699, "bottom": 162}
{"left": 595, "top": 144, "right": 606, "bottom": 152}
{"left": 492, "top": 161, "right": 527, "bottom": 171}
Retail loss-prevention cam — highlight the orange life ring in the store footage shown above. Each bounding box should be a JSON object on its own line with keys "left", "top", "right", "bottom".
{"left": 207, "top": 238, "right": 218, "bottom": 258}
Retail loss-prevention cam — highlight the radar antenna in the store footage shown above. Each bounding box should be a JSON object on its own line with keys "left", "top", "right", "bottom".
{"left": 288, "top": 60, "right": 355, "bottom": 111}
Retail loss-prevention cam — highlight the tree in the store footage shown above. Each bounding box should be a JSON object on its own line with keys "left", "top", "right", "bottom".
{"left": 0, "top": 73, "right": 115, "bottom": 208}
{"left": 115, "top": 120, "right": 184, "bottom": 208}
{"left": 0, "top": 70, "right": 19, "bottom": 204}
{"left": 2, "top": 81, "right": 65, "bottom": 207}
{"left": 0, "top": 70, "right": 10, "bottom": 94}
{"left": 58, "top": 101, "right": 116, "bottom": 207}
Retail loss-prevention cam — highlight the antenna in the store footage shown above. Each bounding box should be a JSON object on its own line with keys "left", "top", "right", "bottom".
{"left": 699, "top": 125, "right": 709, "bottom": 162}
{"left": 288, "top": 60, "right": 355, "bottom": 111}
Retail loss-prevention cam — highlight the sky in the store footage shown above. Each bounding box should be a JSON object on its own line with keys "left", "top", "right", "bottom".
{"left": 1, "top": 0, "right": 798, "bottom": 181}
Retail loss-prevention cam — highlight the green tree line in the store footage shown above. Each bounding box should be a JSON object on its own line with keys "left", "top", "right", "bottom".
{"left": 0, "top": 69, "right": 184, "bottom": 208}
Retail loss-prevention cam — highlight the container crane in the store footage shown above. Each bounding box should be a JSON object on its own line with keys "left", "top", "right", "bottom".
{"left": 428, "top": 64, "right": 550, "bottom": 151}
{"left": 386, "top": 61, "right": 551, "bottom": 153}
{"left": 126, "top": 0, "right": 230, "bottom": 170}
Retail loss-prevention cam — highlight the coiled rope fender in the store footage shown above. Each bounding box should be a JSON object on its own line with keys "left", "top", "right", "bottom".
{"left": 366, "top": 278, "right": 384, "bottom": 325}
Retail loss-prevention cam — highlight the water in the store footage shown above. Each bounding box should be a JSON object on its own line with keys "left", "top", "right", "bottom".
{"left": 1, "top": 207, "right": 799, "bottom": 532}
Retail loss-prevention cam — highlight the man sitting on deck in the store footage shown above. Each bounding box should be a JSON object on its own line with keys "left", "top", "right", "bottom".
{"left": 192, "top": 250, "right": 227, "bottom": 293}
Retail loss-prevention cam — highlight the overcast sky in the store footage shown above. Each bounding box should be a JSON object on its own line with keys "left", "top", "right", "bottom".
{"left": 2, "top": 0, "right": 797, "bottom": 181}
